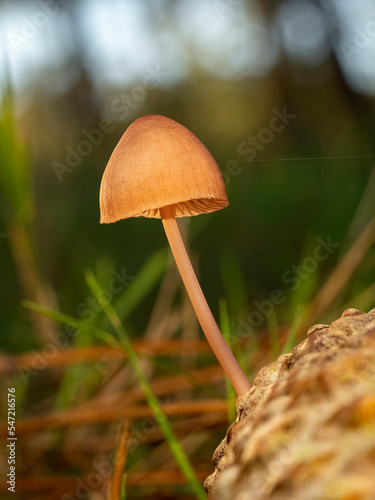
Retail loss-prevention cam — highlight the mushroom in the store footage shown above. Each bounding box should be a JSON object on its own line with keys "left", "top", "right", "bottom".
{"left": 100, "top": 115, "right": 251, "bottom": 396}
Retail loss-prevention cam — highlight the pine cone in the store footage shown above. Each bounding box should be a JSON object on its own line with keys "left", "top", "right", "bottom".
{"left": 205, "top": 308, "right": 375, "bottom": 500}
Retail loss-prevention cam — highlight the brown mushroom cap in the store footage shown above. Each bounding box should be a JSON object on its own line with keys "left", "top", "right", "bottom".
{"left": 100, "top": 115, "right": 229, "bottom": 222}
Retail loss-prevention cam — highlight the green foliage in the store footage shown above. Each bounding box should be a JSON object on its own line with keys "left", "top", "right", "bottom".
{"left": 267, "top": 312, "right": 280, "bottom": 361}
{"left": 0, "top": 80, "right": 34, "bottom": 229}
{"left": 219, "top": 299, "right": 237, "bottom": 424}
{"left": 282, "top": 304, "right": 304, "bottom": 354}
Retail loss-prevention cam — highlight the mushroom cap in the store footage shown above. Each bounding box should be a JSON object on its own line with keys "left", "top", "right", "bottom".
{"left": 100, "top": 114, "right": 229, "bottom": 222}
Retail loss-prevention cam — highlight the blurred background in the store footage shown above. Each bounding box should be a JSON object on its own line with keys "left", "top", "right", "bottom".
{"left": 0, "top": 0, "right": 375, "bottom": 499}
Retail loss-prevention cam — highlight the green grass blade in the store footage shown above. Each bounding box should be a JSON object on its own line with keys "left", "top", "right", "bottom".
{"left": 219, "top": 299, "right": 237, "bottom": 424}
{"left": 22, "top": 300, "right": 117, "bottom": 347}
{"left": 121, "top": 474, "right": 127, "bottom": 499}
{"left": 267, "top": 312, "right": 281, "bottom": 360}
{"left": 0, "top": 79, "right": 34, "bottom": 230}
{"left": 286, "top": 233, "right": 320, "bottom": 318}
{"left": 219, "top": 250, "right": 249, "bottom": 319}
{"left": 282, "top": 304, "right": 304, "bottom": 354}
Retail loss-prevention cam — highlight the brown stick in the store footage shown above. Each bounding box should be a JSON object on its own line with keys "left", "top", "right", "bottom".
{"left": 109, "top": 420, "right": 130, "bottom": 500}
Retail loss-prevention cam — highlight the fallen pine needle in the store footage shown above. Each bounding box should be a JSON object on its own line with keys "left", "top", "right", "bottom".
{"left": 109, "top": 419, "right": 130, "bottom": 500}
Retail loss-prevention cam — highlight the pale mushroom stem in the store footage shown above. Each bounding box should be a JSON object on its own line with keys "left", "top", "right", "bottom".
{"left": 160, "top": 205, "right": 251, "bottom": 396}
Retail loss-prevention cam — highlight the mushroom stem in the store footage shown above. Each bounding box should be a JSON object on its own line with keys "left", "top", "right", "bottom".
{"left": 160, "top": 205, "right": 251, "bottom": 396}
